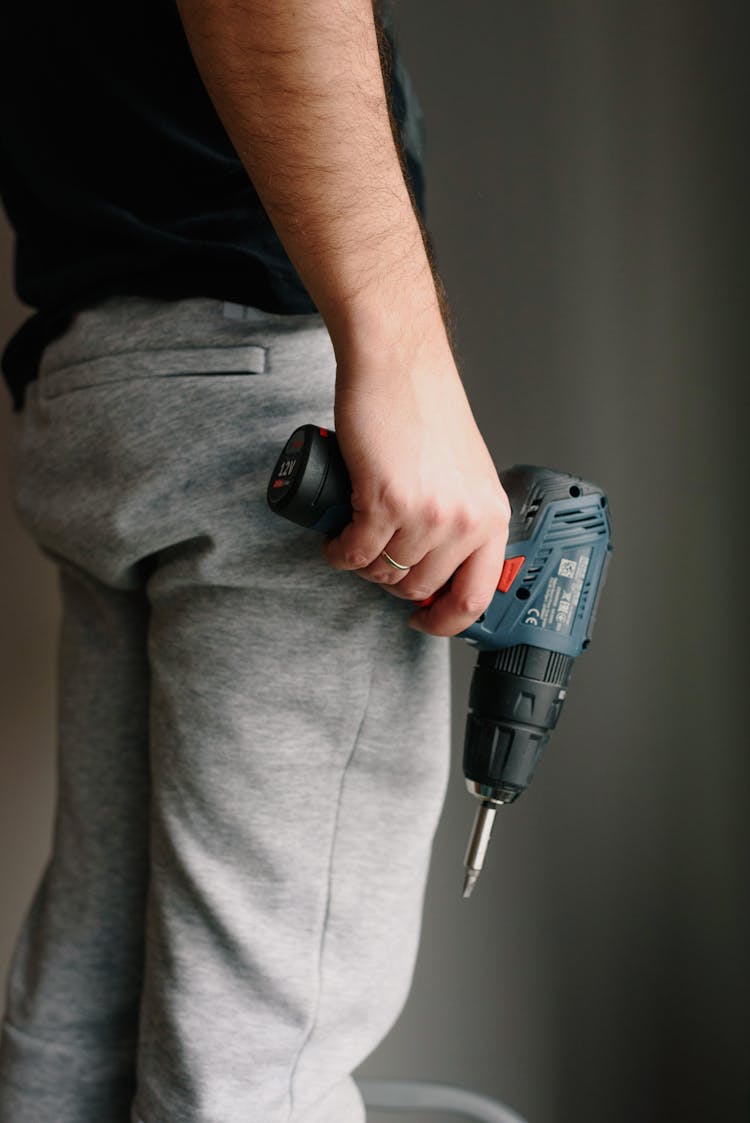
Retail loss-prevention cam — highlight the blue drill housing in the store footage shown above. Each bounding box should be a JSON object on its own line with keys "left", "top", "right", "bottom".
{"left": 460, "top": 486, "right": 612, "bottom": 657}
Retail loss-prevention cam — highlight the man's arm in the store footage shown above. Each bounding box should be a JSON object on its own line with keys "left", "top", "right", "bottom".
{"left": 175, "top": 0, "right": 510, "bottom": 635}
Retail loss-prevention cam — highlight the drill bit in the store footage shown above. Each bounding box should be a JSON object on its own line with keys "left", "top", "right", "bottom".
{"left": 462, "top": 800, "right": 498, "bottom": 898}
{"left": 462, "top": 868, "right": 480, "bottom": 899}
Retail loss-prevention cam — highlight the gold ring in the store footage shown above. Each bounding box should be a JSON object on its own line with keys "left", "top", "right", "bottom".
{"left": 382, "top": 550, "right": 410, "bottom": 572}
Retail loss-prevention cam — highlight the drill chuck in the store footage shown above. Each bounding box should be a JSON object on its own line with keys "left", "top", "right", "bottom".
{"left": 464, "top": 644, "right": 574, "bottom": 804}
{"left": 460, "top": 643, "right": 576, "bottom": 897}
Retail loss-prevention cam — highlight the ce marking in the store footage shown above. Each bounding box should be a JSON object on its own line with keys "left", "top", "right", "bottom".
{"left": 524, "top": 608, "right": 542, "bottom": 627}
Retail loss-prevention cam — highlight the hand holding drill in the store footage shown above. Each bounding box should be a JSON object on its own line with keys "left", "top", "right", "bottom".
{"left": 268, "top": 425, "right": 612, "bottom": 895}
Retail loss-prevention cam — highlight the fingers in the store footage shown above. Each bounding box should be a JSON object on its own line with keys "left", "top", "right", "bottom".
{"left": 406, "top": 536, "right": 508, "bottom": 637}
{"left": 320, "top": 492, "right": 437, "bottom": 581}
{"left": 321, "top": 508, "right": 400, "bottom": 573}
{"left": 321, "top": 492, "right": 510, "bottom": 637}
{"left": 376, "top": 537, "right": 481, "bottom": 604}
{"left": 335, "top": 526, "right": 508, "bottom": 638}
{"left": 347, "top": 530, "right": 429, "bottom": 588}
{"left": 322, "top": 521, "right": 427, "bottom": 590}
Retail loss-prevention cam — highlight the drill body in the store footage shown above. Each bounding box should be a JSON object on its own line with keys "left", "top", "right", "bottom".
{"left": 458, "top": 463, "right": 611, "bottom": 810}
{"left": 268, "top": 425, "right": 612, "bottom": 891}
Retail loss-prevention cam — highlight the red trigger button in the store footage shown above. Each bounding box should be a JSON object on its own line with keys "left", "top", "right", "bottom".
{"left": 498, "top": 555, "right": 525, "bottom": 593}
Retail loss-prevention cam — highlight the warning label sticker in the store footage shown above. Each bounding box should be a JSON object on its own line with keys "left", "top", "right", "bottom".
{"left": 526, "top": 548, "right": 591, "bottom": 637}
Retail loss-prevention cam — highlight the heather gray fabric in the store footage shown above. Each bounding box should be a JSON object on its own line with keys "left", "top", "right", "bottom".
{"left": 0, "top": 296, "right": 451, "bottom": 1123}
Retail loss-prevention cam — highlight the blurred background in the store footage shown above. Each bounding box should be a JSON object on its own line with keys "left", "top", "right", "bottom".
{"left": 1, "top": 2, "right": 748, "bottom": 1121}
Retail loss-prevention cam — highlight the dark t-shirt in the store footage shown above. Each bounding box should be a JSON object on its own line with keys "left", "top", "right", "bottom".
{"left": 0, "top": 0, "right": 425, "bottom": 409}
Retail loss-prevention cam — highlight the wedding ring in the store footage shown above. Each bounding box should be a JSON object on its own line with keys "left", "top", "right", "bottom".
{"left": 381, "top": 550, "right": 410, "bottom": 572}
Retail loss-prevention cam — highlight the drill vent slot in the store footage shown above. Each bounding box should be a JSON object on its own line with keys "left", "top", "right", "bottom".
{"left": 547, "top": 504, "right": 607, "bottom": 542}
{"left": 523, "top": 487, "right": 546, "bottom": 522}
{"left": 575, "top": 578, "right": 594, "bottom": 620}
{"left": 523, "top": 547, "right": 552, "bottom": 585}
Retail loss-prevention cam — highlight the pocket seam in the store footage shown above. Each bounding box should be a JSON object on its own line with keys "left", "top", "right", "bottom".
{"left": 39, "top": 344, "right": 268, "bottom": 399}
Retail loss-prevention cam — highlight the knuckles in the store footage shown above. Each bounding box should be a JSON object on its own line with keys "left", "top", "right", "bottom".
{"left": 361, "top": 483, "right": 410, "bottom": 521}
{"left": 350, "top": 481, "right": 510, "bottom": 544}
{"left": 456, "top": 593, "right": 493, "bottom": 618}
{"left": 402, "top": 585, "right": 434, "bottom": 602}
{"left": 327, "top": 475, "right": 511, "bottom": 589}
{"left": 452, "top": 506, "right": 476, "bottom": 536}
{"left": 496, "top": 491, "right": 512, "bottom": 528}
{"left": 372, "top": 569, "right": 402, "bottom": 585}
{"left": 324, "top": 543, "right": 372, "bottom": 570}
{"left": 343, "top": 550, "right": 372, "bottom": 570}
{"left": 422, "top": 499, "right": 445, "bottom": 531}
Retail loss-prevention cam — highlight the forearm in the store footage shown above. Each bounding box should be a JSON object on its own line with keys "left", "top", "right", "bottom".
{"left": 176, "top": 0, "right": 509, "bottom": 639}
{"left": 174, "top": 0, "right": 447, "bottom": 364}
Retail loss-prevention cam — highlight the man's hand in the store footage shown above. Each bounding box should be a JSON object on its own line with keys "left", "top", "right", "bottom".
{"left": 175, "top": 0, "right": 510, "bottom": 635}
{"left": 326, "top": 327, "right": 510, "bottom": 636}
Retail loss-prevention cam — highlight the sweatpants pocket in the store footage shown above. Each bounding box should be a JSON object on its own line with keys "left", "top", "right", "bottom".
{"left": 38, "top": 344, "right": 268, "bottom": 399}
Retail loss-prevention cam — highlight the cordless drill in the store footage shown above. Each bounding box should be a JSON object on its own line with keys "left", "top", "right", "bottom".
{"left": 267, "top": 425, "right": 612, "bottom": 896}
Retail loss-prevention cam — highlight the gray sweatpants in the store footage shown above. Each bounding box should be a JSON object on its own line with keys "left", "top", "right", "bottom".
{"left": 0, "top": 297, "right": 451, "bottom": 1123}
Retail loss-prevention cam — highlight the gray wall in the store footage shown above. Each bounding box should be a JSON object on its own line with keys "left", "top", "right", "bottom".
{"left": 1, "top": 2, "right": 748, "bottom": 1122}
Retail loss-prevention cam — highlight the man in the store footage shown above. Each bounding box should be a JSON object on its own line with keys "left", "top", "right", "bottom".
{"left": 0, "top": 1, "right": 509, "bottom": 1120}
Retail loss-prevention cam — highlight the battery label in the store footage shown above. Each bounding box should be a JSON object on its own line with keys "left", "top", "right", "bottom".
{"left": 526, "top": 548, "right": 591, "bottom": 636}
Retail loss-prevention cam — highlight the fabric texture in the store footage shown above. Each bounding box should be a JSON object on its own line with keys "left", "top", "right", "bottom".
{"left": 0, "top": 296, "right": 451, "bottom": 1122}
